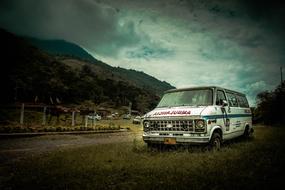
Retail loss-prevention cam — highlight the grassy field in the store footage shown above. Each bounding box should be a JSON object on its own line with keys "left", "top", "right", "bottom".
{"left": 0, "top": 125, "right": 284, "bottom": 190}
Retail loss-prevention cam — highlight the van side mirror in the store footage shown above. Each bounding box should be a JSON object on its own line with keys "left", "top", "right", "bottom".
{"left": 222, "top": 100, "right": 228, "bottom": 107}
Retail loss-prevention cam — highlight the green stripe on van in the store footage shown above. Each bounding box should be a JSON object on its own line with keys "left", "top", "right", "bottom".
{"left": 202, "top": 114, "right": 252, "bottom": 120}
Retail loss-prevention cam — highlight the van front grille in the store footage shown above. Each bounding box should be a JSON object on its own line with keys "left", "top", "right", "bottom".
{"left": 148, "top": 120, "right": 194, "bottom": 132}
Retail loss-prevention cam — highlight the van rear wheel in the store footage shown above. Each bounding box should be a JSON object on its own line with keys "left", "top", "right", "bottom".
{"left": 243, "top": 126, "right": 250, "bottom": 138}
{"left": 243, "top": 126, "right": 254, "bottom": 139}
{"left": 209, "top": 132, "right": 221, "bottom": 151}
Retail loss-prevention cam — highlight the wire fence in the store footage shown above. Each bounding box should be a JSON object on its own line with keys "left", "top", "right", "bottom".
{"left": 0, "top": 103, "right": 108, "bottom": 132}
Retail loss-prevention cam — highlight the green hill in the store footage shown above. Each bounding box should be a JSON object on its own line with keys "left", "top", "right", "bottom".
{"left": 26, "top": 38, "right": 95, "bottom": 61}
{"left": 112, "top": 67, "right": 173, "bottom": 95}
{"left": 0, "top": 28, "right": 165, "bottom": 112}
{"left": 25, "top": 37, "right": 175, "bottom": 96}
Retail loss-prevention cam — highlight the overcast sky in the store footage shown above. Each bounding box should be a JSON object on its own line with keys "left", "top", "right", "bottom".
{"left": 1, "top": 0, "right": 285, "bottom": 105}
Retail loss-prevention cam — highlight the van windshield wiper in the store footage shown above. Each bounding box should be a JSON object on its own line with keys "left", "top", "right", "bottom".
{"left": 157, "top": 105, "right": 172, "bottom": 108}
{"left": 180, "top": 104, "right": 196, "bottom": 106}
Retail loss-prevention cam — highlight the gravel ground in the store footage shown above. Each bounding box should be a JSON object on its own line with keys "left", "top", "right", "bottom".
{"left": 0, "top": 131, "right": 142, "bottom": 164}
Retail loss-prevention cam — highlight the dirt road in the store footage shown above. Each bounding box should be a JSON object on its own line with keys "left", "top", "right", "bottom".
{"left": 0, "top": 131, "right": 142, "bottom": 164}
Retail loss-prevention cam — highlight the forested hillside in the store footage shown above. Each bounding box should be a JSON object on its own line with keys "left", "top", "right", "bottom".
{"left": 27, "top": 37, "right": 174, "bottom": 96}
{"left": 0, "top": 29, "right": 173, "bottom": 112}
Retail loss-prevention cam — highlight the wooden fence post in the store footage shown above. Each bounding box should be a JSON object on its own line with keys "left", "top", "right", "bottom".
{"left": 85, "top": 115, "right": 88, "bottom": 128}
{"left": 42, "top": 106, "right": 46, "bottom": 126}
{"left": 20, "top": 103, "right": 24, "bottom": 125}
{"left": 72, "top": 111, "right": 75, "bottom": 127}
{"left": 92, "top": 111, "right": 95, "bottom": 128}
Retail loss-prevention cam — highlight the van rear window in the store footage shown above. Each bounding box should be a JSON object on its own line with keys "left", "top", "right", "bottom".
{"left": 237, "top": 95, "right": 249, "bottom": 108}
{"left": 226, "top": 91, "right": 249, "bottom": 108}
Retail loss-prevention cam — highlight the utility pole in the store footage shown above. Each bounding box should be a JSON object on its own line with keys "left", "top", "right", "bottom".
{"left": 281, "top": 67, "right": 283, "bottom": 86}
{"left": 129, "top": 102, "right": 132, "bottom": 116}
{"left": 20, "top": 103, "right": 24, "bottom": 125}
{"left": 281, "top": 67, "right": 284, "bottom": 123}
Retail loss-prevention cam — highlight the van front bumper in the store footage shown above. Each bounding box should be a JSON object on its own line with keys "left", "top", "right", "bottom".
{"left": 143, "top": 135, "right": 210, "bottom": 144}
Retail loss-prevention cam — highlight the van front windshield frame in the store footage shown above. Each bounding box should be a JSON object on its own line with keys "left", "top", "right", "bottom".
{"left": 157, "top": 89, "right": 213, "bottom": 108}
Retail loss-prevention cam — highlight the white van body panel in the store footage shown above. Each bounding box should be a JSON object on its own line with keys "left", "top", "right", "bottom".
{"left": 142, "top": 86, "right": 253, "bottom": 145}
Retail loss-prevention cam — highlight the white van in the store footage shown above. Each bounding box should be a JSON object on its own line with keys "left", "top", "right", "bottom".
{"left": 142, "top": 86, "right": 253, "bottom": 150}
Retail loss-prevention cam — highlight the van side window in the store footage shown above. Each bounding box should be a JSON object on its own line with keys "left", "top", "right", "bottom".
{"left": 216, "top": 90, "right": 226, "bottom": 105}
{"left": 237, "top": 95, "right": 249, "bottom": 108}
{"left": 226, "top": 92, "right": 238, "bottom": 107}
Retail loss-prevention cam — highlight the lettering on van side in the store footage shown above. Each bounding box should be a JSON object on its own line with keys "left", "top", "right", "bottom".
{"left": 153, "top": 110, "right": 191, "bottom": 116}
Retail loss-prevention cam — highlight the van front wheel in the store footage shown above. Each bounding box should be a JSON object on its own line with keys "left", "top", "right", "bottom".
{"left": 209, "top": 132, "right": 221, "bottom": 151}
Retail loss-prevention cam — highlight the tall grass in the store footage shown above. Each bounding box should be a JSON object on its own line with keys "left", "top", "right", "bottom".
{"left": 1, "top": 126, "right": 284, "bottom": 190}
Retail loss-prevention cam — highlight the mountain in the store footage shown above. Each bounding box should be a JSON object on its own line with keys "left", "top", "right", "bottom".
{"left": 26, "top": 38, "right": 95, "bottom": 61}
{"left": 25, "top": 37, "right": 175, "bottom": 96}
{"left": 0, "top": 28, "right": 174, "bottom": 112}
{"left": 112, "top": 67, "right": 173, "bottom": 95}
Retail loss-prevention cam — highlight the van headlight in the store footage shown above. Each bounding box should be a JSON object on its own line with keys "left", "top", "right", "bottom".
{"left": 195, "top": 120, "right": 206, "bottom": 132}
{"left": 143, "top": 121, "right": 150, "bottom": 132}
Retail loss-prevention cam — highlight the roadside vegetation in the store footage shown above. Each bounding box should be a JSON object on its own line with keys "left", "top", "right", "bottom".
{"left": 0, "top": 107, "right": 140, "bottom": 133}
{"left": 254, "top": 82, "right": 285, "bottom": 124}
{"left": 0, "top": 116, "right": 138, "bottom": 133}
{"left": 1, "top": 126, "right": 284, "bottom": 190}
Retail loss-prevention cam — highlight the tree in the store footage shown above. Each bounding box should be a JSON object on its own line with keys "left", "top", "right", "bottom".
{"left": 255, "top": 82, "right": 285, "bottom": 125}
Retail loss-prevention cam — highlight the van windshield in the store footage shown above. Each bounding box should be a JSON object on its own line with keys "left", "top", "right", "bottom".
{"left": 157, "top": 89, "right": 213, "bottom": 108}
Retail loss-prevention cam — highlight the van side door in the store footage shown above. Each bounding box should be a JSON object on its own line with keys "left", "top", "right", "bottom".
{"left": 225, "top": 91, "right": 241, "bottom": 138}
{"left": 215, "top": 89, "right": 231, "bottom": 139}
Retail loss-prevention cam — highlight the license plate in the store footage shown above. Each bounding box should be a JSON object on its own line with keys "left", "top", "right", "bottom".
{"left": 164, "top": 138, "right": 176, "bottom": 145}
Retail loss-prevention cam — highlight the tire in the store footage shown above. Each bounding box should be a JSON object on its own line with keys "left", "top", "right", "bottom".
{"left": 147, "top": 143, "right": 157, "bottom": 149}
{"left": 147, "top": 143, "right": 165, "bottom": 151}
{"left": 147, "top": 142, "right": 154, "bottom": 148}
{"left": 243, "top": 126, "right": 254, "bottom": 139}
{"left": 209, "top": 132, "right": 221, "bottom": 151}
{"left": 243, "top": 126, "right": 250, "bottom": 138}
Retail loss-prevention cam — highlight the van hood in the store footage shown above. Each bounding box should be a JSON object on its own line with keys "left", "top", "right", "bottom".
{"left": 145, "top": 106, "right": 207, "bottom": 118}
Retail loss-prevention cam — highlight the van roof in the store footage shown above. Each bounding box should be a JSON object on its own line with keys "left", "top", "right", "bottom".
{"left": 165, "top": 86, "right": 246, "bottom": 96}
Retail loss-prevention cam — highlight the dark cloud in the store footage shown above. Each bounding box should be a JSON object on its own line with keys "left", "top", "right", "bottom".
{"left": 126, "top": 45, "right": 174, "bottom": 60}
{"left": 2, "top": 0, "right": 283, "bottom": 56}
{"left": 239, "top": 0, "right": 285, "bottom": 43}
{"left": 209, "top": 0, "right": 285, "bottom": 42}
{"left": 0, "top": 0, "right": 142, "bottom": 57}
{"left": 241, "top": 0, "right": 285, "bottom": 21}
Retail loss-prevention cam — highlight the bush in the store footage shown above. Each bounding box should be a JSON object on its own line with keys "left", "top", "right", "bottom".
{"left": 255, "top": 82, "right": 285, "bottom": 124}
